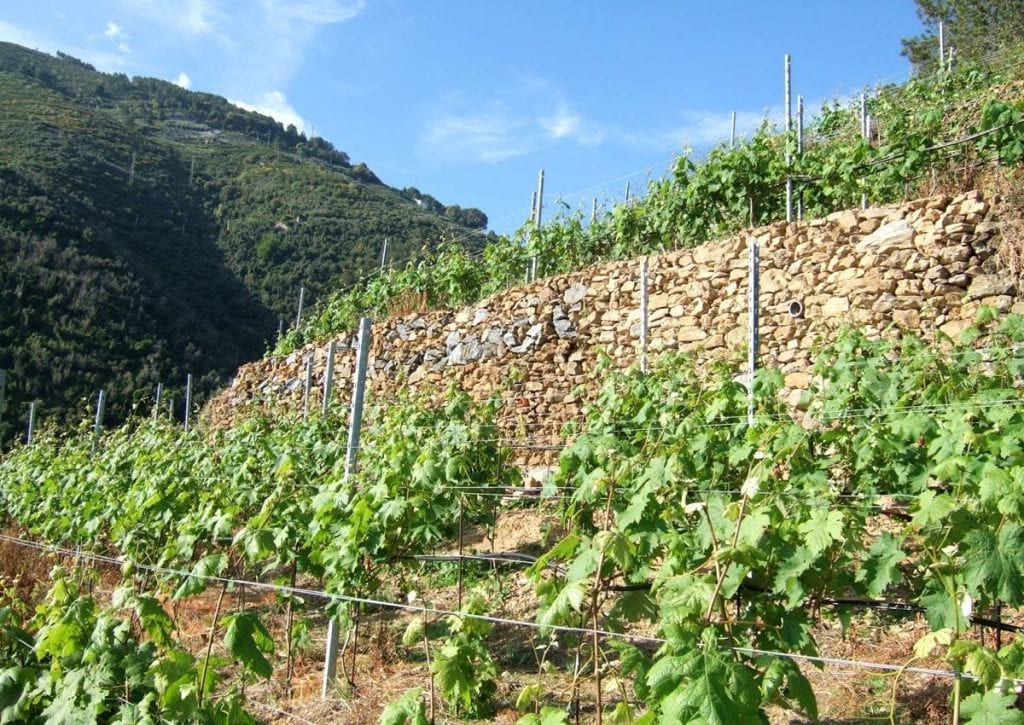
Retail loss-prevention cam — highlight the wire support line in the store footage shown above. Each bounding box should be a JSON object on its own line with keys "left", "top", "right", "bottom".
{"left": 4, "top": 532, "right": 1021, "bottom": 685}
{"left": 733, "top": 647, "right": 972, "bottom": 680}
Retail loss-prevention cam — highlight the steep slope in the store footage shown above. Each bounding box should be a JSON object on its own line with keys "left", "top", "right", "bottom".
{"left": 0, "top": 42, "right": 486, "bottom": 443}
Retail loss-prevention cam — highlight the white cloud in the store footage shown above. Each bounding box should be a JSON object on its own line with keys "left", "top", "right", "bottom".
{"left": 540, "top": 104, "right": 606, "bottom": 146}
{"left": 423, "top": 105, "right": 533, "bottom": 163}
{"left": 0, "top": 20, "right": 54, "bottom": 52}
{"left": 231, "top": 90, "right": 309, "bottom": 133}
{"left": 122, "top": 0, "right": 221, "bottom": 39}
{"left": 422, "top": 77, "right": 609, "bottom": 164}
{"left": 258, "top": 0, "right": 365, "bottom": 24}
{"left": 105, "top": 21, "right": 124, "bottom": 39}
{"left": 175, "top": 72, "right": 192, "bottom": 89}
{"left": 626, "top": 109, "right": 770, "bottom": 152}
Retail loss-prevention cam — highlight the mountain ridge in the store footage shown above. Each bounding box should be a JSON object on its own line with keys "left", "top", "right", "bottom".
{"left": 0, "top": 40, "right": 488, "bottom": 443}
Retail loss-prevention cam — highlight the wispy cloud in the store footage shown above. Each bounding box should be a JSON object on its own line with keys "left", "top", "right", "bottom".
{"left": 0, "top": 20, "right": 54, "bottom": 52}
{"left": 102, "top": 20, "right": 131, "bottom": 55}
{"left": 258, "top": 0, "right": 365, "bottom": 25}
{"left": 422, "top": 76, "right": 608, "bottom": 164}
{"left": 122, "top": 0, "right": 221, "bottom": 39}
{"left": 113, "top": 0, "right": 365, "bottom": 129}
{"left": 625, "top": 109, "right": 772, "bottom": 152}
{"left": 232, "top": 90, "right": 309, "bottom": 133}
{"left": 0, "top": 19, "right": 129, "bottom": 70}
{"left": 175, "top": 72, "right": 192, "bottom": 89}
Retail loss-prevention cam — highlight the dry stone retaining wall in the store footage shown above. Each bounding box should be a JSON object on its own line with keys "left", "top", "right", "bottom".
{"left": 206, "top": 191, "right": 1015, "bottom": 470}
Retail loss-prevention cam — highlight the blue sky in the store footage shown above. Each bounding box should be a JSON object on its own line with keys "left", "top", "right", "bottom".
{"left": 0, "top": 1, "right": 926, "bottom": 234}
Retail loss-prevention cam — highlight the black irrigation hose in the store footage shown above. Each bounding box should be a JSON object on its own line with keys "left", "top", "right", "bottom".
{"left": 821, "top": 596, "right": 1024, "bottom": 634}
{"left": 400, "top": 551, "right": 1024, "bottom": 634}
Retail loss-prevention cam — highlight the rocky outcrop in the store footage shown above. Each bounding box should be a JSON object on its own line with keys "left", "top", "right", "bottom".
{"left": 205, "top": 191, "right": 1015, "bottom": 468}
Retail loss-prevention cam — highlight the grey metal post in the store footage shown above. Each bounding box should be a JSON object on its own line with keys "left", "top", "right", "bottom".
{"left": 860, "top": 93, "right": 868, "bottom": 209}
{"left": 531, "top": 170, "right": 544, "bottom": 282}
{"left": 639, "top": 259, "right": 649, "bottom": 374}
{"left": 784, "top": 54, "right": 793, "bottom": 224}
{"left": 323, "top": 317, "right": 372, "bottom": 697}
{"left": 938, "top": 21, "right": 945, "bottom": 71}
{"left": 624, "top": 180, "right": 631, "bottom": 203}
{"left": 860, "top": 93, "right": 868, "bottom": 138}
{"left": 797, "top": 95, "right": 804, "bottom": 221}
{"left": 295, "top": 286, "right": 306, "bottom": 330}
{"left": 92, "top": 390, "right": 106, "bottom": 451}
{"left": 168, "top": 397, "right": 174, "bottom": 421}
{"left": 731, "top": 111, "right": 737, "bottom": 149}
{"left": 321, "top": 340, "right": 337, "bottom": 416}
{"left": 277, "top": 318, "right": 284, "bottom": 340}
{"left": 26, "top": 402, "right": 36, "bottom": 446}
{"left": 380, "top": 238, "right": 389, "bottom": 270}
{"left": 747, "top": 241, "right": 760, "bottom": 427}
{"left": 591, "top": 198, "right": 597, "bottom": 224}
{"left": 184, "top": 374, "right": 193, "bottom": 431}
{"left": 534, "top": 169, "right": 545, "bottom": 227}
{"left": 154, "top": 382, "right": 163, "bottom": 419}
{"left": 0, "top": 369, "right": 6, "bottom": 427}
{"left": 303, "top": 352, "right": 314, "bottom": 419}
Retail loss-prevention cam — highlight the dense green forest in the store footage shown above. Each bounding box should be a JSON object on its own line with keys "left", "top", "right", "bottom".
{"left": 0, "top": 41, "right": 487, "bottom": 444}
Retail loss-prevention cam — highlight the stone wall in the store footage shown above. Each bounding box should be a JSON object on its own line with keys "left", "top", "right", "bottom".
{"left": 205, "top": 191, "right": 1015, "bottom": 470}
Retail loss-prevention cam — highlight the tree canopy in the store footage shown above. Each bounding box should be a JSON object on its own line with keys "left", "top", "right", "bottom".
{"left": 902, "top": 0, "right": 1024, "bottom": 69}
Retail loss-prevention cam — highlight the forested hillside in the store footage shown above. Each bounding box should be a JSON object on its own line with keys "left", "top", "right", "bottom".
{"left": 0, "top": 41, "right": 486, "bottom": 443}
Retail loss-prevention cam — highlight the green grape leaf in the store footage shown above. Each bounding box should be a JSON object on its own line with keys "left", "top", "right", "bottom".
{"left": 962, "top": 524, "right": 1024, "bottom": 606}
{"left": 858, "top": 533, "right": 906, "bottom": 597}
{"left": 960, "top": 689, "right": 1024, "bottom": 725}
{"left": 222, "top": 612, "right": 274, "bottom": 680}
{"left": 798, "top": 509, "right": 844, "bottom": 556}
{"left": 378, "top": 688, "right": 428, "bottom": 725}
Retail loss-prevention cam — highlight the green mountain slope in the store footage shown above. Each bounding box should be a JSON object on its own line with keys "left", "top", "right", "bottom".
{"left": 0, "top": 42, "right": 486, "bottom": 443}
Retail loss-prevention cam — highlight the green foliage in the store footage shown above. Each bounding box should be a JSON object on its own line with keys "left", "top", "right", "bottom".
{"left": 378, "top": 688, "right": 429, "bottom": 725}
{"left": 284, "top": 48, "right": 1024, "bottom": 354}
{"left": 429, "top": 595, "right": 498, "bottom": 718}
{"left": 900, "top": 0, "right": 1024, "bottom": 70}
{"left": 312, "top": 387, "right": 520, "bottom": 609}
{"left": 525, "top": 315, "right": 1024, "bottom": 720}
{"left": 0, "top": 571, "right": 253, "bottom": 723}
{"left": 0, "top": 40, "right": 486, "bottom": 445}
{"left": 960, "top": 688, "right": 1024, "bottom": 724}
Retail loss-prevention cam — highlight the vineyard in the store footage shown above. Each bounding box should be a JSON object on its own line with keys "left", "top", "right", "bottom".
{"left": 275, "top": 45, "right": 1024, "bottom": 357}
{"left": 5, "top": 315, "right": 1024, "bottom": 722}
{"left": 5, "top": 31, "right": 1024, "bottom": 725}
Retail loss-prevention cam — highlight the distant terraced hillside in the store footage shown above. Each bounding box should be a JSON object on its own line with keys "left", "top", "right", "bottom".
{"left": 0, "top": 41, "right": 487, "bottom": 443}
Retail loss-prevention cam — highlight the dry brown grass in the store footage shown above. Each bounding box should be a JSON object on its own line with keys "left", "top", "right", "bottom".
{"left": 386, "top": 289, "right": 429, "bottom": 318}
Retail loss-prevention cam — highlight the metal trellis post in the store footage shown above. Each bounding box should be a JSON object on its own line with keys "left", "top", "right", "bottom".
{"left": 184, "top": 374, "right": 193, "bottom": 431}
{"left": 323, "top": 317, "right": 372, "bottom": 697}
{"left": 748, "top": 242, "right": 760, "bottom": 427}
{"left": 321, "top": 340, "right": 337, "bottom": 416}
{"left": 784, "top": 54, "right": 793, "bottom": 224}
{"left": 154, "top": 382, "right": 163, "bottom": 419}
{"left": 92, "top": 390, "right": 106, "bottom": 452}
{"left": 640, "top": 259, "right": 649, "bottom": 374}
{"left": 26, "top": 402, "right": 36, "bottom": 446}
{"left": 296, "top": 286, "right": 306, "bottom": 330}
{"left": 303, "top": 352, "right": 314, "bottom": 420}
